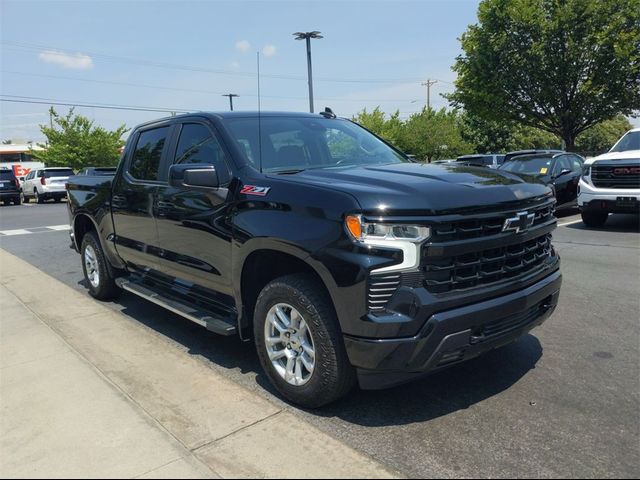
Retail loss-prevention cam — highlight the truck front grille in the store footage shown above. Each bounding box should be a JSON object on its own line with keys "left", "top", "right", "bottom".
{"left": 366, "top": 199, "right": 558, "bottom": 311}
{"left": 591, "top": 163, "right": 640, "bottom": 189}
{"left": 431, "top": 203, "right": 554, "bottom": 242}
{"left": 423, "top": 234, "right": 552, "bottom": 294}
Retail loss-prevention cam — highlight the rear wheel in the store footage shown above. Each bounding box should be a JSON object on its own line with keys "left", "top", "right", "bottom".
{"left": 581, "top": 210, "right": 608, "bottom": 228}
{"left": 13, "top": 195, "right": 21, "bottom": 206}
{"left": 35, "top": 189, "right": 44, "bottom": 204}
{"left": 81, "top": 231, "right": 121, "bottom": 300}
{"left": 254, "top": 274, "right": 356, "bottom": 408}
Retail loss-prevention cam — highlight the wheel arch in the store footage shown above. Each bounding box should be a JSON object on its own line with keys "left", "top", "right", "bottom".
{"left": 235, "top": 241, "right": 340, "bottom": 340}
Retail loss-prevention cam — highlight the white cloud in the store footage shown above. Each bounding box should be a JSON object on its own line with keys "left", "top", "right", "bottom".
{"left": 263, "top": 44, "right": 277, "bottom": 57}
{"left": 38, "top": 50, "right": 94, "bottom": 70}
{"left": 231, "top": 61, "right": 240, "bottom": 69}
{"left": 235, "top": 40, "right": 251, "bottom": 53}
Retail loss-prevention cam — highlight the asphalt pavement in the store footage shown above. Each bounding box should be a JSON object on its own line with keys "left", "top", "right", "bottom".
{"left": 1, "top": 201, "right": 639, "bottom": 478}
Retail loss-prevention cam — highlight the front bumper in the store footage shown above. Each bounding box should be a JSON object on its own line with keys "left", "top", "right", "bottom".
{"left": 578, "top": 179, "right": 639, "bottom": 213}
{"left": 344, "top": 269, "right": 562, "bottom": 390}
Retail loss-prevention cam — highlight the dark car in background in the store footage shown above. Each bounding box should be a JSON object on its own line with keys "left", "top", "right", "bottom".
{"left": 76, "top": 167, "right": 118, "bottom": 176}
{"left": 500, "top": 150, "right": 584, "bottom": 210}
{"left": 0, "top": 168, "right": 22, "bottom": 206}
{"left": 456, "top": 153, "right": 505, "bottom": 169}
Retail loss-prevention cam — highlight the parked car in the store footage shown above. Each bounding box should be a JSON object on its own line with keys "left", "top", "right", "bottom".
{"left": 499, "top": 150, "right": 584, "bottom": 210}
{"left": 0, "top": 168, "right": 22, "bottom": 206}
{"left": 67, "top": 111, "right": 562, "bottom": 408}
{"left": 578, "top": 128, "right": 640, "bottom": 227}
{"left": 456, "top": 153, "right": 505, "bottom": 169}
{"left": 76, "top": 167, "right": 118, "bottom": 176}
{"left": 22, "top": 167, "right": 75, "bottom": 203}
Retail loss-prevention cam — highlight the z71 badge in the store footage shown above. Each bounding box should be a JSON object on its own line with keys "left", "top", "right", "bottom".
{"left": 240, "top": 185, "right": 271, "bottom": 196}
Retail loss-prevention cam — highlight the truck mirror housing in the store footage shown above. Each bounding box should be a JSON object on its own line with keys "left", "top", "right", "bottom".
{"left": 169, "top": 164, "right": 219, "bottom": 189}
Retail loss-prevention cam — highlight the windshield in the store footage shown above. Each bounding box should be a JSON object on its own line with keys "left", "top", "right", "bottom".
{"left": 224, "top": 116, "right": 407, "bottom": 173}
{"left": 610, "top": 131, "right": 640, "bottom": 153}
{"left": 500, "top": 156, "right": 553, "bottom": 175}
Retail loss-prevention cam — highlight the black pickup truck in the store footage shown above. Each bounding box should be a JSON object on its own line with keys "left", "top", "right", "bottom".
{"left": 67, "top": 111, "right": 562, "bottom": 407}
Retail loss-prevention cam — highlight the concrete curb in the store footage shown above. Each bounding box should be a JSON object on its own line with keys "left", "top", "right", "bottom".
{"left": 0, "top": 248, "right": 400, "bottom": 479}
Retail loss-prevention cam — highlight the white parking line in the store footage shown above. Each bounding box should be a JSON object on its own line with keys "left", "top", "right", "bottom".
{"left": 0, "top": 229, "right": 31, "bottom": 236}
{"left": 558, "top": 219, "right": 583, "bottom": 227}
{"left": 0, "top": 225, "right": 70, "bottom": 236}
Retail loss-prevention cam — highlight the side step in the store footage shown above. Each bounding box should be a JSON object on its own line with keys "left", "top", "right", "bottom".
{"left": 115, "top": 278, "right": 237, "bottom": 336}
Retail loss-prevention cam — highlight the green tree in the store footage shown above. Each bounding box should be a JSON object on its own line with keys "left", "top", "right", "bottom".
{"left": 34, "top": 107, "right": 127, "bottom": 170}
{"left": 575, "top": 115, "right": 633, "bottom": 155}
{"left": 352, "top": 107, "right": 404, "bottom": 147}
{"left": 449, "top": 0, "right": 640, "bottom": 151}
{"left": 400, "top": 108, "right": 472, "bottom": 162}
{"left": 2, "top": 139, "right": 12, "bottom": 144}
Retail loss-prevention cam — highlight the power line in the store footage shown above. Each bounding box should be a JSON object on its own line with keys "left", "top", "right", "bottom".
{"left": 0, "top": 95, "right": 191, "bottom": 114}
{"left": 1, "top": 70, "right": 452, "bottom": 103}
{"left": 2, "top": 41, "right": 437, "bottom": 85}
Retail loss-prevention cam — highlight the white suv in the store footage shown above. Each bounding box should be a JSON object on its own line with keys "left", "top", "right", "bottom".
{"left": 578, "top": 128, "right": 640, "bottom": 227}
{"left": 22, "top": 167, "right": 75, "bottom": 204}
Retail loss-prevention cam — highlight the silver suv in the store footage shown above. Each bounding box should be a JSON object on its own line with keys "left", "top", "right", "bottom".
{"left": 22, "top": 167, "right": 75, "bottom": 203}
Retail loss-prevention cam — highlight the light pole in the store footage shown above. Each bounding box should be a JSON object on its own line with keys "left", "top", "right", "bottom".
{"left": 222, "top": 93, "right": 239, "bottom": 111}
{"left": 293, "top": 31, "right": 323, "bottom": 113}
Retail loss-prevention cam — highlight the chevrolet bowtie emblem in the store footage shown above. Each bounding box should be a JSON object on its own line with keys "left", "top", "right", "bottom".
{"left": 502, "top": 211, "right": 535, "bottom": 234}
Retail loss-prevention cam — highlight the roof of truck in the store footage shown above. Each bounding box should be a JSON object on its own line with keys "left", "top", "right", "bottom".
{"left": 134, "top": 111, "right": 338, "bottom": 129}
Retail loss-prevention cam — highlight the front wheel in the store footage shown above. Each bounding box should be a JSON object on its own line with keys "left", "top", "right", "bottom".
{"left": 81, "top": 231, "right": 121, "bottom": 300}
{"left": 254, "top": 274, "right": 356, "bottom": 408}
{"left": 581, "top": 210, "right": 608, "bottom": 228}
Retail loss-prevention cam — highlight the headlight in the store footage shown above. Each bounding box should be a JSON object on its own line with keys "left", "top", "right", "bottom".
{"left": 345, "top": 215, "right": 430, "bottom": 243}
{"left": 345, "top": 215, "right": 430, "bottom": 274}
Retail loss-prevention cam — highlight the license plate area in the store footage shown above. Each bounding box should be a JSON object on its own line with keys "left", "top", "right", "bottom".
{"left": 616, "top": 197, "right": 638, "bottom": 207}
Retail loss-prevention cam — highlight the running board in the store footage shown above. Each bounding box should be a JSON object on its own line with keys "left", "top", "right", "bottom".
{"left": 116, "top": 278, "right": 237, "bottom": 336}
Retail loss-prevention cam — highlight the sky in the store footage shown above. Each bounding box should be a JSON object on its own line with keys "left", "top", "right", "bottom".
{"left": 0, "top": 0, "right": 482, "bottom": 142}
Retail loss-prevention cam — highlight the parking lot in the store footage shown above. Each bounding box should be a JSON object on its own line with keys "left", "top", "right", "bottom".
{"left": 1, "top": 201, "right": 639, "bottom": 478}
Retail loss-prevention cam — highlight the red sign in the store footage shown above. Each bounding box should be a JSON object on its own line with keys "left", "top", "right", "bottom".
{"left": 12, "top": 165, "right": 33, "bottom": 178}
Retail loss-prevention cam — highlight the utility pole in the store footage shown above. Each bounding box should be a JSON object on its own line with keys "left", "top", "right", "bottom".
{"left": 293, "top": 31, "right": 323, "bottom": 113}
{"left": 421, "top": 79, "right": 438, "bottom": 110}
{"left": 222, "top": 94, "right": 239, "bottom": 111}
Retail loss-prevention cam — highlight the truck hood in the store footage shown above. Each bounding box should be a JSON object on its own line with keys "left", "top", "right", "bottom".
{"left": 585, "top": 150, "right": 640, "bottom": 165}
{"left": 273, "top": 163, "right": 552, "bottom": 215}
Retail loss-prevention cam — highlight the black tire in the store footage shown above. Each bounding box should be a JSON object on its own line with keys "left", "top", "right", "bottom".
{"left": 80, "top": 231, "right": 121, "bottom": 300}
{"left": 35, "top": 190, "right": 44, "bottom": 204}
{"left": 581, "top": 210, "right": 608, "bottom": 228}
{"left": 13, "top": 195, "right": 21, "bottom": 206}
{"left": 54, "top": 196, "right": 62, "bottom": 203}
{"left": 254, "top": 274, "right": 356, "bottom": 408}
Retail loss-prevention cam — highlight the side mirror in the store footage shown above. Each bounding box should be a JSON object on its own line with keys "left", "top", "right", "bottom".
{"left": 169, "top": 164, "right": 219, "bottom": 189}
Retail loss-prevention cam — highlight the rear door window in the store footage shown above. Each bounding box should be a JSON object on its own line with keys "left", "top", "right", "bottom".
{"left": 0, "top": 170, "right": 15, "bottom": 180}
{"left": 129, "top": 126, "right": 171, "bottom": 182}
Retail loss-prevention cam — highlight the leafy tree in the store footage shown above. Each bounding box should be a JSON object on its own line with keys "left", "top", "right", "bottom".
{"left": 575, "top": 115, "right": 633, "bottom": 154}
{"left": 34, "top": 107, "right": 127, "bottom": 170}
{"left": 400, "top": 108, "right": 472, "bottom": 162}
{"left": 2, "top": 139, "right": 12, "bottom": 144}
{"left": 352, "top": 107, "right": 404, "bottom": 147}
{"left": 449, "top": 0, "right": 640, "bottom": 150}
